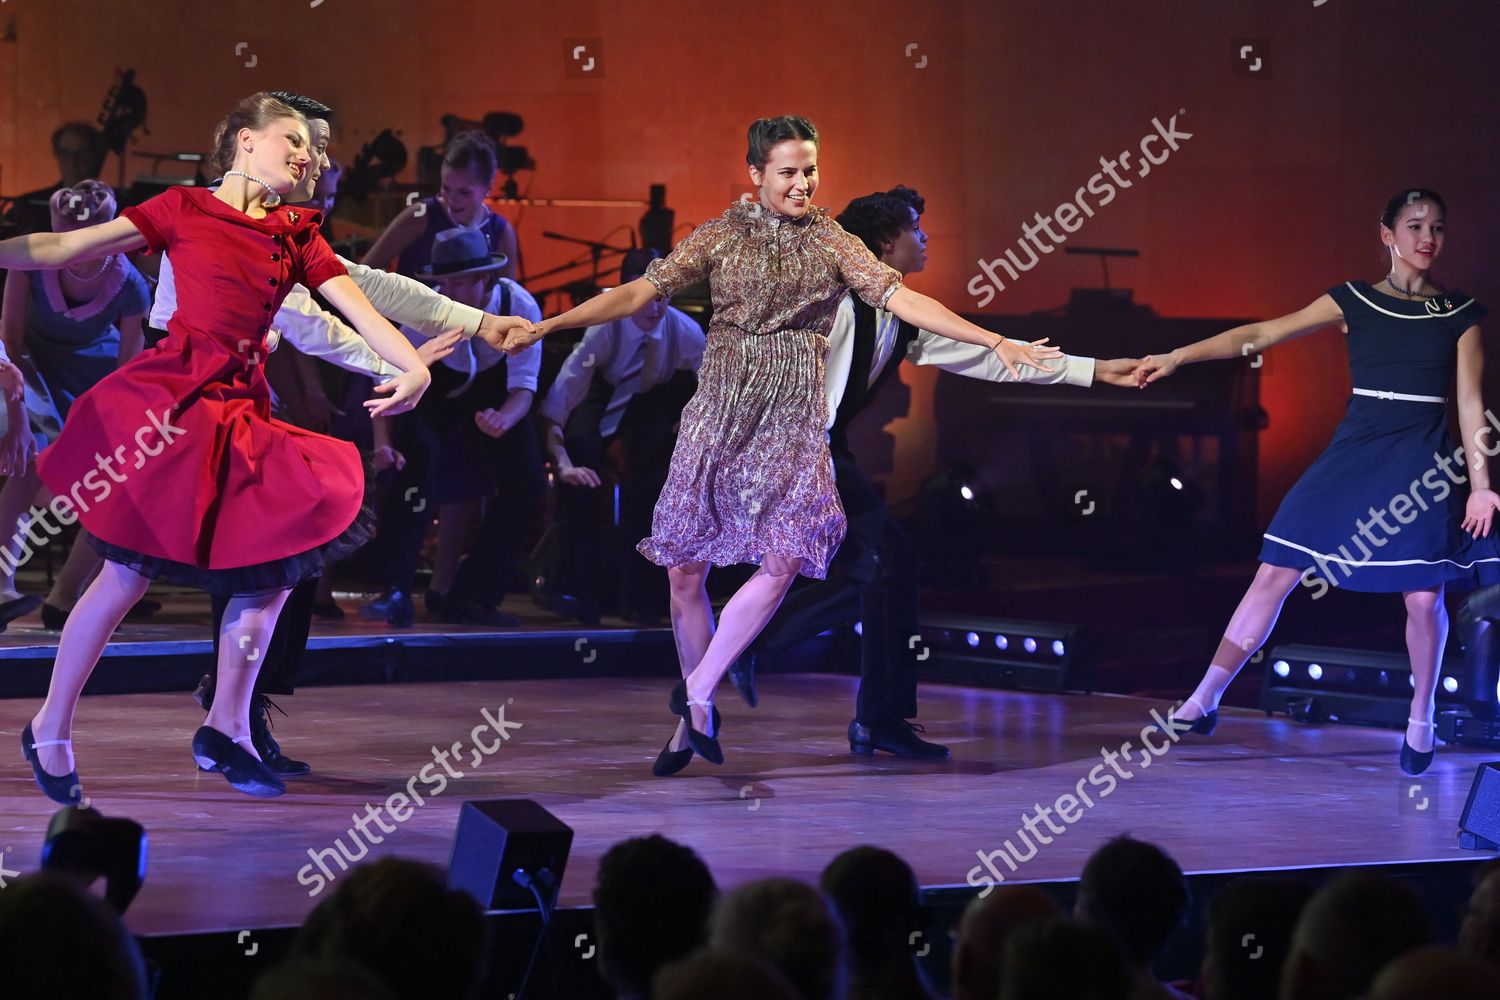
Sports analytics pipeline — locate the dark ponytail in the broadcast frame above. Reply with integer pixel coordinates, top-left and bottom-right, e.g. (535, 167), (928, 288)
(745, 116), (819, 170)
(1381, 188), (1445, 229)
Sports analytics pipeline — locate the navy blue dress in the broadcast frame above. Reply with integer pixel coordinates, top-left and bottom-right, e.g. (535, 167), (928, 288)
(1260, 281), (1496, 592)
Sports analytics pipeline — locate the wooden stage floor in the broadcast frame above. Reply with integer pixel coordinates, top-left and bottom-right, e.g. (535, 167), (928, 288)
(2, 675), (1493, 938)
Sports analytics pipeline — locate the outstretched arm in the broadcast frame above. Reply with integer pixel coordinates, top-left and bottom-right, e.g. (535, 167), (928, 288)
(1133, 294), (1342, 386)
(315, 274), (429, 416)
(0, 217), (146, 270)
(499, 278), (657, 353)
(884, 286), (1061, 378)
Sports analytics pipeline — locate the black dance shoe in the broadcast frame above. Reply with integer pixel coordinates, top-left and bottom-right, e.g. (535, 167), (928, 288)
(669, 680), (723, 765)
(122, 598), (162, 622)
(651, 741), (694, 777)
(191, 726), (286, 797)
(538, 591), (602, 626)
(40, 601), (70, 631)
(361, 589), (414, 629)
(0, 594), (41, 632)
(21, 723), (84, 805)
(1400, 717), (1436, 776)
(1162, 697), (1218, 737)
(849, 719), (951, 759)
(728, 649), (759, 709)
(252, 696), (310, 777)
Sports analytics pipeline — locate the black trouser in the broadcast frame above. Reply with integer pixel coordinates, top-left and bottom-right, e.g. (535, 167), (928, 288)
(755, 446), (922, 724)
(209, 578), (318, 698)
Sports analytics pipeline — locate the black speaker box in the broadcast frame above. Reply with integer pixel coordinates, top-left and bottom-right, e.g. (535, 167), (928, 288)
(447, 799), (573, 909)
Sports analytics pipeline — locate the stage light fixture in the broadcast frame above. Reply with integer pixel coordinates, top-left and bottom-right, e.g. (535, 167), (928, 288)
(917, 614), (1090, 694)
(1261, 643), (1466, 728)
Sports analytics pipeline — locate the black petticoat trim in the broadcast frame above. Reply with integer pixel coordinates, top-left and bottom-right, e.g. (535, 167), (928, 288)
(88, 504), (376, 597)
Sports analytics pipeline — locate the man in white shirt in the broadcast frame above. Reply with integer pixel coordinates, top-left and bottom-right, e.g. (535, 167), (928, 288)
(728, 186), (1138, 758)
(362, 227), (545, 628)
(534, 248), (705, 624)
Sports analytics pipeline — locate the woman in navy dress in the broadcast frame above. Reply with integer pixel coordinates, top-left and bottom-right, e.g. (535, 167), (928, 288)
(1134, 189), (1494, 774)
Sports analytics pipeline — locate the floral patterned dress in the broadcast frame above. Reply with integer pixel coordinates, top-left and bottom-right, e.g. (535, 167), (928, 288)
(637, 200), (903, 579)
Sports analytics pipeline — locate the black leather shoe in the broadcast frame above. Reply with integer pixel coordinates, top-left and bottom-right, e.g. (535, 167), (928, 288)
(1160, 697), (1218, 737)
(1401, 717), (1436, 776)
(192, 726), (285, 797)
(540, 592), (601, 626)
(425, 588), (448, 618)
(21, 723), (84, 804)
(193, 672), (214, 711)
(651, 740), (693, 777)
(361, 589), (414, 629)
(123, 598), (162, 621)
(849, 719), (951, 759)
(0, 594), (41, 632)
(669, 680), (723, 765)
(40, 601), (69, 631)
(728, 649), (759, 708)
(252, 696), (310, 777)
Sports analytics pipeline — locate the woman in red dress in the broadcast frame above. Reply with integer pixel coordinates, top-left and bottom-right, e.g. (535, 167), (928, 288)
(0, 93), (437, 799)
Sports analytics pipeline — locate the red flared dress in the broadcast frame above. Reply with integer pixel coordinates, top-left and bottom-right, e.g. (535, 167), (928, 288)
(34, 186), (372, 595)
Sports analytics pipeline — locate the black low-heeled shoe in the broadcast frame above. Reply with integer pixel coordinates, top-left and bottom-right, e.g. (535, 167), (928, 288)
(1400, 717), (1436, 776)
(191, 726), (286, 797)
(651, 704), (722, 777)
(1162, 697), (1218, 737)
(0, 594), (41, 632)
(668, 680), (723, 765)
(21, 723), (84, 805)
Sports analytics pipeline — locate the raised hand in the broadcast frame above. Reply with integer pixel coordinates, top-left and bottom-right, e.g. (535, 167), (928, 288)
(992, 337), (1062, 378)
(417, 329), (464, 367)
(1133, 353), (1181, 387)
(365, 367), (431, 418)
(1094, 357), (1144, 388)
(1463, 488), (1500, 538)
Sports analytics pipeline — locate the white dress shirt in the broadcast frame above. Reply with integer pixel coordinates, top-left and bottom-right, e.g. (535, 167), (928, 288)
(823, 293), (1095, 429)
(537, 306), (706, 427)
(400, 278), (543, 393)
(151, 253), (487, 377)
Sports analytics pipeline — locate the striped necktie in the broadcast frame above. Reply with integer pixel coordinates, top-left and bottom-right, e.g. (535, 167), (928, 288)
(599, 336), (648, 437)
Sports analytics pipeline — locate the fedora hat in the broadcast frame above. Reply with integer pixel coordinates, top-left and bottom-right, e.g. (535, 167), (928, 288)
(416, 226), (509, 281)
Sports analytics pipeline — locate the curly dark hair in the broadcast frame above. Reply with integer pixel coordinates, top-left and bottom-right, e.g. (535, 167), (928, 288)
(837, 185), (924, 259)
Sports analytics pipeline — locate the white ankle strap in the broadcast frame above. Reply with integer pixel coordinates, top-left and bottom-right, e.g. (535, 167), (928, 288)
(1408, 717), (1435, 728)
(686, 699), (714, 708)
(233, 736), (255, 746)
(28, 737), (71, 748)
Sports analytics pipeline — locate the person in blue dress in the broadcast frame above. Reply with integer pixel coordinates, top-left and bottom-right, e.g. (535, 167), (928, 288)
(0, 180), (150, 628)
(1133, 189), (1494, 775)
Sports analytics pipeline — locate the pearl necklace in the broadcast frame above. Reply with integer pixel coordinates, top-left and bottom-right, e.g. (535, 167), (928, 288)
(1386, 273), (1438, 298)
(64, 255), (114, 281)
(223, 169), (282, 207)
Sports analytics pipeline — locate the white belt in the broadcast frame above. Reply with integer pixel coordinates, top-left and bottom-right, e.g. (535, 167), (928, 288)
(1353, 388), (1446, 404)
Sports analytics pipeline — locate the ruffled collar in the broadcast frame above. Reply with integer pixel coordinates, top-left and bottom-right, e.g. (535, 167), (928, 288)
(40, 261), (129, 323)
(179, 185), (325, 235)
(730, 198), (824, 230)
